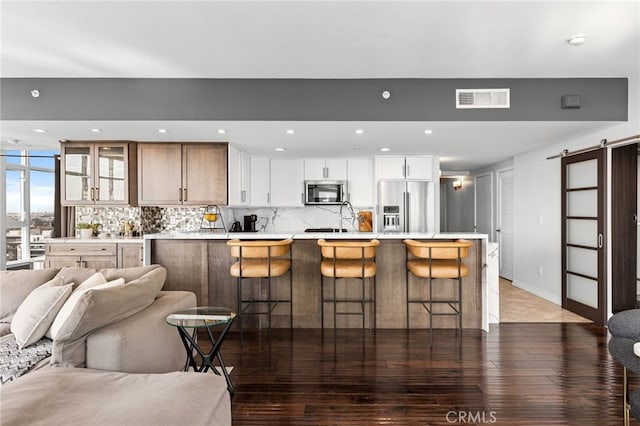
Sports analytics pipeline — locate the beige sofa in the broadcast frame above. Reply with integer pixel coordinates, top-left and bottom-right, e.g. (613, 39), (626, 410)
(1, 265), (195, 372)
(0, 265), (232, 426)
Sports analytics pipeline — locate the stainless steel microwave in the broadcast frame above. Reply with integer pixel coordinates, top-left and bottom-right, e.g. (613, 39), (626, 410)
(304, 180), (347, 205)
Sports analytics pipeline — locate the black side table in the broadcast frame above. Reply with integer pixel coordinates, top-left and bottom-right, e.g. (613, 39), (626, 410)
(166, 306), (236, 395)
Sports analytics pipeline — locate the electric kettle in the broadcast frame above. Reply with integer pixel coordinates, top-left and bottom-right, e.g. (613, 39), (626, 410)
(230, 221), (243, 232)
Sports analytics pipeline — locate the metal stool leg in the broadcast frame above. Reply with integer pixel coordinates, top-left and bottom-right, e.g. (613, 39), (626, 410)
(237, 276), (243, 346)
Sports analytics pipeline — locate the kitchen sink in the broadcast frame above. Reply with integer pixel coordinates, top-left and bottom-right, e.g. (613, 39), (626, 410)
(304, 228), (349, 233)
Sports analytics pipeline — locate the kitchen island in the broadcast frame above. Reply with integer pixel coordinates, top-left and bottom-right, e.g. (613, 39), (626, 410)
(143, 232), (498, 332)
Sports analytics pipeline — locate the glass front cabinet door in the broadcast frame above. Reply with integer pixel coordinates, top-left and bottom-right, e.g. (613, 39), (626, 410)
(61, 142), (135, 206)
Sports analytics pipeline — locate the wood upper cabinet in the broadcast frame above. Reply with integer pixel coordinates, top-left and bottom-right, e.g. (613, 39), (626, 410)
(61, 141), (137, 206)
(138, 143), (228, 206)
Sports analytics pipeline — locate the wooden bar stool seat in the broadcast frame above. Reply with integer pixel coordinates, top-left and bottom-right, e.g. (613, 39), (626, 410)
(403, 239), (472, 345)
(227, 238), (293, 344)
(317, 239), (380, 331)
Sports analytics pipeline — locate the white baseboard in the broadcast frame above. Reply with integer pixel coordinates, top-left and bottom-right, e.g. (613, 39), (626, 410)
(512, 280), (562, 306)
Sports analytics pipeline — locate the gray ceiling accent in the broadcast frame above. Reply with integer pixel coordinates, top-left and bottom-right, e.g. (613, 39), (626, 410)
(2, 78), (628, 122)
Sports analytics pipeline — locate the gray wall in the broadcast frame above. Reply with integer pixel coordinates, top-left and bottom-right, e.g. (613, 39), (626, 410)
(1, 78), (628, 121)
(440, 176), (475, 233)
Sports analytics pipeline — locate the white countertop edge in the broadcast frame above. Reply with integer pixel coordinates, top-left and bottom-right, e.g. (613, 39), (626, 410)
(142, 231), (489, 240)
(45, 237), (144, 243)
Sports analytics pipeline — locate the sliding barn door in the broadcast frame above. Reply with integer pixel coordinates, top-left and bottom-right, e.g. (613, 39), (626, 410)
(611, 143), (638, 312)
(561, 149), (606, 324)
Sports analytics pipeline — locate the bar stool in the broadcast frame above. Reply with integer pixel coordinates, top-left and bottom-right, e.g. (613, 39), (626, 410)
(403, 239), (473, 345)
(227, 238), (293, 344)
(317, 239), (380, 331)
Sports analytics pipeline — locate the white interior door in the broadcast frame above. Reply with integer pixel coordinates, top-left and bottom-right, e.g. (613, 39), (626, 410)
(474, 173), (493, 240)
(498, 169), (514, 280)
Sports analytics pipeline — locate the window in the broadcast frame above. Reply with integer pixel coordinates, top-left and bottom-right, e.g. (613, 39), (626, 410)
(2, 149), (57, 269)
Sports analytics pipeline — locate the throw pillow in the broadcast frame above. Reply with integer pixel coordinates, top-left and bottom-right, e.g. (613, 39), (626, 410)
(0, 269), (60, 332)
(10, 277), (73, 349)
(46, 272), (108, 339)
(50, 266), (166, 367)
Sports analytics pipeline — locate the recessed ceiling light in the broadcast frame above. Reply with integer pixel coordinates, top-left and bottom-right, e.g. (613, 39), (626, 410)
(33, 129), (46, 133)
(381, 90), (391, 100)
(355, 129), (364, 135)
(567, 34), (587, 46)
(217, 129), (226, 134)
(379, 147), (390, 152)
(424, 129), (433, 135)
(90, 128), (102, 133)
(286, 129), (295, 135)
(275, 147), (286, 152)
(30, 89), (40, 98)
(158, 129), (168, 133)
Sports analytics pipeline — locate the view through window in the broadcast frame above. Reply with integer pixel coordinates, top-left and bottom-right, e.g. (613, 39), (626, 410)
(3, 150), (57, 266)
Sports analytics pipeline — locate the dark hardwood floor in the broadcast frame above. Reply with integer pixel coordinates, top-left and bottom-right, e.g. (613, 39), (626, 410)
(205, 324), (637, 425)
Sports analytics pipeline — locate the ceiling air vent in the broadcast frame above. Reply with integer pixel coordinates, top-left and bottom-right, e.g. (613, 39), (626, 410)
(456, 88), (510, 109)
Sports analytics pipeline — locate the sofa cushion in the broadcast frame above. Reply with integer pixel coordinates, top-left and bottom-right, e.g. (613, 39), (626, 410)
(53, 267), (99, 289)
(10, 278), (73, 349)
(0, 269), (60, 335)
(46, 272), (108, 339)
(50, 266), (166, 367)
(48, 277), (123, 341)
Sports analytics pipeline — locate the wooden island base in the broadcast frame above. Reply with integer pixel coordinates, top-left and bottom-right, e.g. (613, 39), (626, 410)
(151, 237), (483, 330)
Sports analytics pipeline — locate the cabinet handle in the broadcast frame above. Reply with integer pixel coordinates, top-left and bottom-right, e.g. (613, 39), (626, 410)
(94, 187), (99, 201)
(402, 165), (406, 177)
(324, 167), (328, 178)
(301, 193), (304, 204)
(86, 248), (107, 251)
(267, 193), (270, 204)
(75, 260), (81, 267)
(406, 165), (410, 177)
(598, 233), (604, 249)
(178, 188), (182, 202)
(90, 188), (95, 201)
(241, 190), (246, 203)
(183, 188), (187, 202)
(81, 261), (87, 268)
(139, 247), (144, 262)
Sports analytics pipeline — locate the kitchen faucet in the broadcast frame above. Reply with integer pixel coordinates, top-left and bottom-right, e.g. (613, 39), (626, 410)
(338, 200), (357, 232)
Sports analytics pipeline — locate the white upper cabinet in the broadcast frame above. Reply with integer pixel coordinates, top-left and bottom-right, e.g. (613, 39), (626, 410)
(347, 158), (374, 207)
(249, 156), (270, 206)
(270, 159), (305, 206)
(304, 159), (347, 180)
(228, 145), (250, 206)
(375, 156), (434, 180)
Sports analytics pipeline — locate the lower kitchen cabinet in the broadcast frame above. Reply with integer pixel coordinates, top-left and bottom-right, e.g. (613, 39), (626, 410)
(45, 241), (144, 269)
(118, 243), (145, 268)
(45, 243), (118, 269)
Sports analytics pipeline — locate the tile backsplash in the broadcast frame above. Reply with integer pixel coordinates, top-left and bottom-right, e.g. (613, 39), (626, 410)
(78, 204), (366, 235)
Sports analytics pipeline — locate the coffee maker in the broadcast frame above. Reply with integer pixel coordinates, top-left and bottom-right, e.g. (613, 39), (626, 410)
(243, 214), (257, 232)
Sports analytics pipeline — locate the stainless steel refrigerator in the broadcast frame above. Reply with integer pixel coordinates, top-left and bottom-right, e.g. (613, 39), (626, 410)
(378, 180), (430, 232)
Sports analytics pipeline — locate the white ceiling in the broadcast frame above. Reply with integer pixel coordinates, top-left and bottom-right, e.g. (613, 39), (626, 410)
(1, 0), (638, 171)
